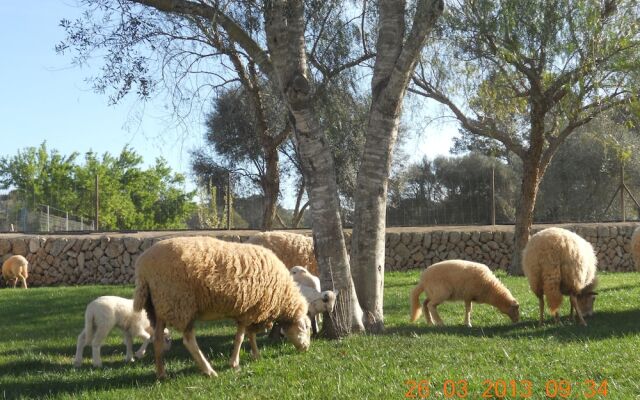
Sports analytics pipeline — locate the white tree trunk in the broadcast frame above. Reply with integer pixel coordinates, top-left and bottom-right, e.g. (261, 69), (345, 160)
(264, 0), (364, 336)
(351, 0), (443, 333)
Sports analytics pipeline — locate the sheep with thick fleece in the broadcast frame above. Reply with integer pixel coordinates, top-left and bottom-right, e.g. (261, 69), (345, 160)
(631, 226), (640, 271)
(522, 227), (598, 326)
(2, 255), (29, 289)
(247, 231), (318, 275)
(73, 296), (171, 368)
(410, 260), (519, 327)
(133, 236), (311, 379)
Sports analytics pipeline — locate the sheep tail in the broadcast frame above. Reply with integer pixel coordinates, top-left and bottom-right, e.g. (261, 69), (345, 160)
(133, 277), (156, 328)
(410, 283), (424, 322)
(543, 263), (563, 314)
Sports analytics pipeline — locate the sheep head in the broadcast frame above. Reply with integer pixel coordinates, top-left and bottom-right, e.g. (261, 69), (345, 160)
(577, 279), (598, 317)
(290, 266), (309, 275)
(506, 301), (520, 323)
(148, 327), (172, 351)
(282, 315), (311, 352)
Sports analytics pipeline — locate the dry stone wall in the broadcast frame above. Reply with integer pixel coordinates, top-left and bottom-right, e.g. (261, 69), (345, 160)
(0, 223), (637, 287)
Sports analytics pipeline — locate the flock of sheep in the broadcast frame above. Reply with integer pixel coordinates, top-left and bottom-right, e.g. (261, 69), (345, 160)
(0, 226), (638, 379)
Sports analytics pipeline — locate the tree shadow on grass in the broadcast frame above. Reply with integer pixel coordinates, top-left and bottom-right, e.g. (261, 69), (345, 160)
(0, 331), (291, 398)
(386, 308), (640, 342)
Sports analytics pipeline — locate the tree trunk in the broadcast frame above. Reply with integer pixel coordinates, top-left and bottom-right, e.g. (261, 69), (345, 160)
(510, 157), (542, 275)
(350, 0), (443, 333)
(261, 148), (280, 231)
(264, 0), (364, 336)
(351, 109), (400, 333)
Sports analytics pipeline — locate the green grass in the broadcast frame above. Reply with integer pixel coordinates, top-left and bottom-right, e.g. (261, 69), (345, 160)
(1, 272), (640, 399)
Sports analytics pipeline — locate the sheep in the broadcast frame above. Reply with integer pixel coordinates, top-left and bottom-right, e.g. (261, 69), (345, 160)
(522, 227), (598, 326)
(410, 260), (520, 327)
(290, 265), (320, 292)
(133, 236), (311, 379)
(1, 255), (29, 289)
(631, 226), (640, 271)
(247, 231), (318, 276)
(296, 282), (336, 336)
(73, 296), (171, 368)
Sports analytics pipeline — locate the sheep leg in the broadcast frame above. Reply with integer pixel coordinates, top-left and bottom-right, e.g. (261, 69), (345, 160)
(464, 301), (473, 328)
(73, 329), (88, 367)
(570, 295), (587, 326)
(18, 273), (27, 289)
(248, 332), (260, 360)
(310, 315), (318, 336)
(229, 325), (246, 370)
(182, 327), (217, 377)
(134, 331), (152, 359)
(12, 278), (17, 289)
(90, 327), (109, 368)
(422, 298), (434, 325)
(153, 319), (168, 379)
(123, 331), (135, 363)
(538, 295), (545, 326)
(427, 302), (444, 326)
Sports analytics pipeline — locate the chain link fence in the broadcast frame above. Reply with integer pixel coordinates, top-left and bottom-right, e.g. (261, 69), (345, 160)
(0, 191), (95, 233)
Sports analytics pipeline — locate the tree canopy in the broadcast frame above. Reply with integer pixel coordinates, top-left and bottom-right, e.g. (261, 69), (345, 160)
(0, 143), (195, 231)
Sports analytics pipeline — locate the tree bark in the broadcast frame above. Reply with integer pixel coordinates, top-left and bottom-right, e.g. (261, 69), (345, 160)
(261, 147), (280, 231)
(510, 159), (542, 275)
(264, 0), (364, 336)
(351, 0), (443, 333)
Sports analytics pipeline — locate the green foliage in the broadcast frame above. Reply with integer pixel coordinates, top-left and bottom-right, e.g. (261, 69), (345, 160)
(0, 143), (195, 231)
(1, 272), (640, 398)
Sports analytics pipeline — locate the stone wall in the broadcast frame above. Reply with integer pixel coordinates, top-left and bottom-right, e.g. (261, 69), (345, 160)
(0, 223), (637, 287)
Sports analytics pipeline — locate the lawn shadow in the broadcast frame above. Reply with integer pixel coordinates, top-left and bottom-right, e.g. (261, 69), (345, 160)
(0, 330), (288, 398)
(0, 359), (158, 399)
(386, 308), (640, 342)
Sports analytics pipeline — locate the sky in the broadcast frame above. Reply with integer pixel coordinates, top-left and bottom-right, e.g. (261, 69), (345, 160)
(1, 0), (458, 205)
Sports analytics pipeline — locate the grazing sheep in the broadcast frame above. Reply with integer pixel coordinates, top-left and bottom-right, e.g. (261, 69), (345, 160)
(290, 266), (321, 292)
(289, 266), (323, 335)
(296, 283), (337, 335)
(522, 227), (598, 326)
(631, 226), (640, 271)
(133, 236), (311, 379)
(410, 260), (520, 327)
(247, 231), (318, 275)
(73, 296), (171, 368)
(2, 255), (29, 289)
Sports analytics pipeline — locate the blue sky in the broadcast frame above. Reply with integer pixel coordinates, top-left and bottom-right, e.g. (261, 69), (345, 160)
(1, 1), (202, 178)
(1, 0), (457, 203)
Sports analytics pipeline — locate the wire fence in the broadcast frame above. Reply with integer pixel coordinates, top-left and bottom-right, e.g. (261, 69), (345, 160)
(2, 164), (639, 232)
(0, 192), (95, 233)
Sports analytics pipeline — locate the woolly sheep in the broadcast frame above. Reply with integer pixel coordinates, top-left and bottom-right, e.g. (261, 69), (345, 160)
(247, 231), (318, 275)
(522, 227), (598, 326)
(631, 226), (640, 271)
(133, 236), (311, 379)
(248, 233), (364, 331)
(296, 283), (337, 335)
(410, 260), (520, 327)
(2, 255), (29, 289)
(73, 296), (171, 368)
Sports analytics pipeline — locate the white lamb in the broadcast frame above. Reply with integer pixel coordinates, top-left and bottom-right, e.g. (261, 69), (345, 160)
(297, 284), (337, 335)
(73, 295), (171, 368)
(290, 265), (320, 292)
(522, 227), (598, 326)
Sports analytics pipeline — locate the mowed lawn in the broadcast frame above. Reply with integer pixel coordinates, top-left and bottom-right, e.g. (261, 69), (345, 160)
(1, 271), (640, 399)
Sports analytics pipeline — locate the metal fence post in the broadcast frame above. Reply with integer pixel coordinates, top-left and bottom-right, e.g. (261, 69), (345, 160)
(66, 211), (69, 231)
(46, 205), (50, 232)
